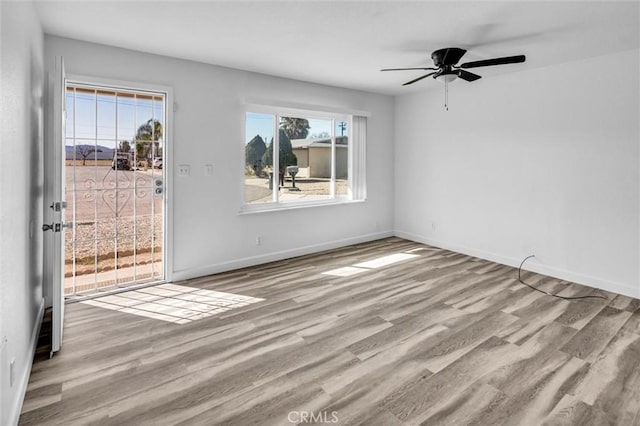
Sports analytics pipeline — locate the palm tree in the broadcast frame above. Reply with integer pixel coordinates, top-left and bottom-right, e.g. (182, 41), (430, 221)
(134, 119), (163, 165)
(118, 140), (131, 153)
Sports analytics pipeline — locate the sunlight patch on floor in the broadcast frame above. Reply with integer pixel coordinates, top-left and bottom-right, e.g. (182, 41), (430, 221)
(405, 247), (429, 253)
(80, 283), (264, 324)
(353, 253), (419, 269)
(322, 266), (369, 277)
(322, 252), (420, 277)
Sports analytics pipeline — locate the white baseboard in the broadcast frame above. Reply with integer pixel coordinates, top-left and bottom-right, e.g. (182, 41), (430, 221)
(172, 229), (637, 300)
(9, 298), (44, 426)
(172, 231), (394, 282)
(395, 230), (639, 300)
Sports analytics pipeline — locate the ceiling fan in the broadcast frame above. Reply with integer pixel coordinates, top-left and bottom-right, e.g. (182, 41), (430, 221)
(381, 47), (526, 86)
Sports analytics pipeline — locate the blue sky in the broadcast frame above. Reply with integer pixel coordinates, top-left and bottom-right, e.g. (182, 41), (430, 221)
(66, 90), (164, 148)
(245, 113), (347, 144)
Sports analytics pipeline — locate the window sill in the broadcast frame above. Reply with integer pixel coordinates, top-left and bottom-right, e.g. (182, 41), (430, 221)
(239, 198), (365, 215)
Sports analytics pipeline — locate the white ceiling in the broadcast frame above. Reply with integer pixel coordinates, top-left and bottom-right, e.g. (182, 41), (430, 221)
(35, 1), (639, 95)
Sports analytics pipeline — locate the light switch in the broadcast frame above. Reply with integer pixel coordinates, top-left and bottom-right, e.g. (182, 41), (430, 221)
(205, 164), (213, 176)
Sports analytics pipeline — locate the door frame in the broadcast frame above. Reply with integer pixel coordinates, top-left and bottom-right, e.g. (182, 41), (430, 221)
(43, 56), (66, 354)
(46, 73), (174, 305)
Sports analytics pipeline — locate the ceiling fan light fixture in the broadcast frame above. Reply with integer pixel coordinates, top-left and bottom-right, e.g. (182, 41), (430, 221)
(435, 73), (458, 83)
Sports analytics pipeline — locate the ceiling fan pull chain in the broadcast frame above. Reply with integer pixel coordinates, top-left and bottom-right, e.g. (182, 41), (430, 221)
(444, 78), (449, 111)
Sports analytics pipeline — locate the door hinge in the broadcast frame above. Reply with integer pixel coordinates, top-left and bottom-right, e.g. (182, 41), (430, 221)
(50, 201), (67, 212)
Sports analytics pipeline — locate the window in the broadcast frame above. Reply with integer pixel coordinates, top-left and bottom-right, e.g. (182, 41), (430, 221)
(243, 107), (366, 210)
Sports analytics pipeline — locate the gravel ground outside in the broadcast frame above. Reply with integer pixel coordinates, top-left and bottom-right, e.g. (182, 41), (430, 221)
(64, 165), (163, 282)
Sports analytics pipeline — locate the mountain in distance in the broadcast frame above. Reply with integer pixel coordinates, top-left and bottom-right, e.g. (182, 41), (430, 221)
(65, 144), (118, 160)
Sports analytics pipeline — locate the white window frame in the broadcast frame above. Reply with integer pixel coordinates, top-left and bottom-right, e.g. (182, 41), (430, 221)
(241, 104), (364, 213)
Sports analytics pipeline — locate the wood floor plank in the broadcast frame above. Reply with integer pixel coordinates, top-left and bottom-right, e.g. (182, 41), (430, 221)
(554, 290), (611, 330)
(622, 309), (640, 335)
(498, 298), (571, 345)
(570, 328), (640, 422)
(543, 394), (620, 426)
(417, 382), (508, 426)
(381, 336), (518, 423)
(20, 383), (62, 415)
(318, 360), (432, 425)
(418, 310), (518, 373)
(559, 306), (632, 363)
(481, 326), (582, 395)
(345, 303), (463, 360)
(322, 324), (445, 396)
(609, 294), (640, 312)
(20, 237), (640, 425)
(469, 356), (588, 426)
(111, 349), (355, 425)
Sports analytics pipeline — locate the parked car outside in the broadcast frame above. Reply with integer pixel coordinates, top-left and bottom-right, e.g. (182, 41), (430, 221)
(152, 157), (163, 169)
(112, 153), (131, 170)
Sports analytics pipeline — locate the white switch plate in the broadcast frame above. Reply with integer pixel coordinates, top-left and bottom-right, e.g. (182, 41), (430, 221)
(205, 164), (213, 176)
(178, 164), (190, 176)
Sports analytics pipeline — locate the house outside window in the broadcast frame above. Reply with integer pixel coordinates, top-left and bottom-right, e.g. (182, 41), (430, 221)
(243, 106), (366, 212)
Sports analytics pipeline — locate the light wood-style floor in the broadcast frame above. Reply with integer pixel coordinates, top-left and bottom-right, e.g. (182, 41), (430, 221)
(20, 238), (640, 425)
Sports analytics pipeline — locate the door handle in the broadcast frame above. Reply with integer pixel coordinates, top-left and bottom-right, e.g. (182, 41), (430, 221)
(42, 222), (73, 232)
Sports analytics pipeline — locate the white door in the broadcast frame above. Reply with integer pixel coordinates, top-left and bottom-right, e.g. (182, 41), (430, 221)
(44, 56), (67, 354)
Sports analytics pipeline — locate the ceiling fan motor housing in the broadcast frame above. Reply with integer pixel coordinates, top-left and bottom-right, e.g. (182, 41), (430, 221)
(431, 47), (467, 67)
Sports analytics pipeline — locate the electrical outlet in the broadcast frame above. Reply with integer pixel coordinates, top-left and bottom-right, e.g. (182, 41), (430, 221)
(10, 358), (15, 387)
(178, 164), (191, 176)
(256, 235), (262, 246)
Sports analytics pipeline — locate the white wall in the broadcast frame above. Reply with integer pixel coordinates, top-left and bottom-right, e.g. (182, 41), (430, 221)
(44, 36), (395, 282)
(0, 2), (45, 425)
(395, 49), (640, 298)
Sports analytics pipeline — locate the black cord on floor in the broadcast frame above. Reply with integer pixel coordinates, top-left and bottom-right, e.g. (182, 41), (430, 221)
(518, 255), (607, 301)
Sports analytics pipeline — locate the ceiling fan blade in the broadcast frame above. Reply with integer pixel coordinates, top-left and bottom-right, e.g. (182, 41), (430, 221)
(381, 67), (437, 72)
(402, 72), (437, 86)
(459, 55), (525, 69)
(457, 70), (482, 82)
